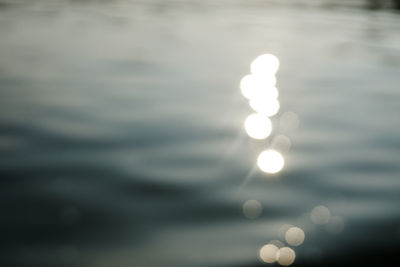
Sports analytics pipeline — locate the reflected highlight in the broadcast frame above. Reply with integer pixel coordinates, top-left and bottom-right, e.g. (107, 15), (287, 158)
(240, 74), (277, 100)
(260, 244), (279, 263)
(249, 97), (280, 117)
(285, 227), (305, 246)
(251, 54), (280, 76)
(277, 247), (296, 266)
(243, 200), (262, 219)
(257, 150), (285, 174)
(311, 205), (331, 225)
(244, 114), (272, 140)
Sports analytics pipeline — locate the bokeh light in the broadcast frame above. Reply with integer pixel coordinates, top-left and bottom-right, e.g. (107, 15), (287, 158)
(257, 150), (285, 174)
(277, 247), (296, 266)
(311, 205), (331, 225)
(285, 226), (305, 246)
(250, 54), (280, 76)
(240, 74), (277, 100)
(242, 199), (262, 219)
(244, 113), (272, 140)
(249, 97), (280, 117)
(278, 224), (294, 240)
(259, 244), (279, 263)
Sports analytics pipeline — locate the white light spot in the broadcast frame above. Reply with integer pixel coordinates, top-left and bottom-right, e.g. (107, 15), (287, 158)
(249, 98), (280, 117)
(251, 54), (280, 76)
(257, 150), (285, 174)
(244, 113), (272, 140)
(242, 200), (262, 219)
(259, 244), (279, 263)
(310, 205), (331, 225)
(240, 74), (277, 100)
(277, 247), (296, 266)
(285, 227), (305, 246)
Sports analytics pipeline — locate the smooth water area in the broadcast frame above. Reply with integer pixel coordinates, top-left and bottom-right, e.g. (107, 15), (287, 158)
(0, 1), (400, 266)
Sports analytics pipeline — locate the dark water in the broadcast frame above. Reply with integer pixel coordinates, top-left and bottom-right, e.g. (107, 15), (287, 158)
(1, 1), (400, 266)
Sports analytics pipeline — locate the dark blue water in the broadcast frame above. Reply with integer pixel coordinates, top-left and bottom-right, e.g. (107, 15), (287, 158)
(1, 1), (400, 266)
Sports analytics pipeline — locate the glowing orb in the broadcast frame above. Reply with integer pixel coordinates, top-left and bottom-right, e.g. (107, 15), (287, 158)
(277, 247), (296, 266)
(257, 150), (285, 174)
(242, 200), (262, 219)
(285, 227), (305, 246)
(251, 54), (280, 76)
(310, 205), (331, 225)
(244, 114), (272, 140)
(260, 244), (279, 263)
(240, 74), (277, 100)
(249, 97), (280, 117)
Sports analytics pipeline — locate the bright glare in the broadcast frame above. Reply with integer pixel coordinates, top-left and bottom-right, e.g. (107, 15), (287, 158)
(240, 74), (277, 100)
(285, 227), (305, 246)
(251, 54), (280, 76)
(277, 247), (296, 266)
(242, 200), (262, 219)
(244, 114), (272, 140)
(310, 205), (331, 225)
(249, 97), (280, 117)
(257, 150), (285, 174)
(259, 244), (279, 263)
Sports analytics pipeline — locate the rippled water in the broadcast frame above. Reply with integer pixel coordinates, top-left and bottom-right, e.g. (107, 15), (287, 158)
(1, 1), (400, 266)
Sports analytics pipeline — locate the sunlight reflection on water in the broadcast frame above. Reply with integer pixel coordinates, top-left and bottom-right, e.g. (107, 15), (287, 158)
(244, 113), (272, 140)
(240, 53), (285, 173)
(257, 150), (285, 174)
(240, 54), (347, 266)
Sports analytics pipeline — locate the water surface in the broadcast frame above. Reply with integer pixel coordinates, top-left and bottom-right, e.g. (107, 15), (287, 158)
(0, 1), (400, 266)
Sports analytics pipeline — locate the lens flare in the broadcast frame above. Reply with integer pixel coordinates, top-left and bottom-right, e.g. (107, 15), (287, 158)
(244, 113), (272, 140)
(251, 54), (280, 76)
(257, 150), (285, 174)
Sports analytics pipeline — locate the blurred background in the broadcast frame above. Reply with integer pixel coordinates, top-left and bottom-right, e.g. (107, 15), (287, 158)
(1, 0), (400, 266)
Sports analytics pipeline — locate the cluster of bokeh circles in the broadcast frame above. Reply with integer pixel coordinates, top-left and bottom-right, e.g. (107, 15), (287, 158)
(257, 204), (344, 266)
(240, 55), (344, 265)
(240, 54), (284, 174)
